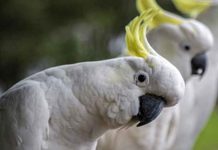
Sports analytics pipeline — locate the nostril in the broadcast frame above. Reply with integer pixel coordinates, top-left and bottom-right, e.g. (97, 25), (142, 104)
(191, 52), (207, 76)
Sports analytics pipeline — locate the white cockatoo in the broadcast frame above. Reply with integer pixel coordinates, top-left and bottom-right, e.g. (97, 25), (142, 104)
(136, 0), (214, 81)
(0, 10), (185, 150)
(97, 1), (214, 150)
(167, 1), (218, 149)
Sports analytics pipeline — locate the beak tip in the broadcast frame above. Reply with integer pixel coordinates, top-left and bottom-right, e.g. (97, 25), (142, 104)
(136, 122), (145, 127)
(191, 53), (207, 77)
(191, 68), (206, 77)
(136, 94), (165, 127)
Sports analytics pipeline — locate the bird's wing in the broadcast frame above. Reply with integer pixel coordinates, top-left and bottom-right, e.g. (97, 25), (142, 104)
(0, 80), (49, 150)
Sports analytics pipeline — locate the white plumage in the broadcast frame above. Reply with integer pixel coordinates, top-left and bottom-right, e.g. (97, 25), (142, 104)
(147, 19), (213, 81)
(97, 1), (214, 150)
(0, 56), (185, 150)
(170, 4), (218, 150)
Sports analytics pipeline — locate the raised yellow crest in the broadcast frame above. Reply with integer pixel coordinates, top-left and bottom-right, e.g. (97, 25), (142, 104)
(172, 0), (211, 18)
(136, 0), (183, 29)
(125, 9), (158, 59)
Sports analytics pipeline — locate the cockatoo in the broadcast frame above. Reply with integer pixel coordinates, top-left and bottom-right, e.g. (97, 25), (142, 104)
(167, 1), (218, 149)
(97, 0), (214, 150)
(0, 10), (185, 150)
(137, 0), (213, 81)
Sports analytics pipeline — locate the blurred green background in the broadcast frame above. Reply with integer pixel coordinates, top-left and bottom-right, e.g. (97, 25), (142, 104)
(0, 0), (217, 149)
(194, 109), (218, 150)
(0, 0), (138, 90)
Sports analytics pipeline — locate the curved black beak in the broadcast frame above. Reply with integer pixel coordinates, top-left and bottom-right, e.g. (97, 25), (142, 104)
(191, 53), (207, 77)
(135, 94), (165, 127)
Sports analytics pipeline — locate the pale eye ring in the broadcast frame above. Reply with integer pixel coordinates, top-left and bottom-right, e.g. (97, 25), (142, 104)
(135, 71), (149, 87)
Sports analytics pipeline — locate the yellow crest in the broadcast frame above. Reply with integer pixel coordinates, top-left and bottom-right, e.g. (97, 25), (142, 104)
(125, 9), (158, 59)
(172, 0), (211, 18)
(136, 0), (183, 29)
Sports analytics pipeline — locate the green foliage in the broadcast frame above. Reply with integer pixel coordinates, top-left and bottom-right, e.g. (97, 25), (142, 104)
(194, 109), (218, 150)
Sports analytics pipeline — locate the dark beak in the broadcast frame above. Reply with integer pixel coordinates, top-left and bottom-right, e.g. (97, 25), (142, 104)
(191, 53), (207, 77)
(135, 94), (165, 127)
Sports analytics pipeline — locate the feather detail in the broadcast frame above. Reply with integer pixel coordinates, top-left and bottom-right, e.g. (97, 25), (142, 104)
(172, 0), (211, 18)
(125, 9), (159, 59)
(119, 117), (138, 130)
(136, 0), (183, 28)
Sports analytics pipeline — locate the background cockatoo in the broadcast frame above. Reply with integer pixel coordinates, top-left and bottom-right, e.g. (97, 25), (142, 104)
(165, 0), (218, 149)
(0, 10), (185, 150)
(137, 0), (213, 81)
(97, 0), (214, 150)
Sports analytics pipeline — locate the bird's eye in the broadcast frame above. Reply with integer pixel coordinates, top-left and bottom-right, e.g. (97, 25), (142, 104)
(138, 74), (146, 82)
(182, 44), (191, 51)
(135, 71), (149, 87)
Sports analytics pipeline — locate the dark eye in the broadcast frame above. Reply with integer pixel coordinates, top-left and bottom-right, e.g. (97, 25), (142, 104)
(138, 74), (146, 82)
(183, 45), (191, 51)
(135, 71), (149, 87)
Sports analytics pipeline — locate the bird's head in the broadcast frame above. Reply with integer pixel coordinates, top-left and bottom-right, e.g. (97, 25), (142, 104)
(92, 10), (184, 128)
(73, 10), (184, 129)
(86, 55), (184, 128)
(136, 0), (214, 80)
(148, 19), (213, 80)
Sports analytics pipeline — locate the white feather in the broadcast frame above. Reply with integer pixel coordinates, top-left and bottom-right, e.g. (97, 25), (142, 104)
(97, 16), (214, 150)
(0, 56), (184, 150)
(170, 5), (218, 150)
